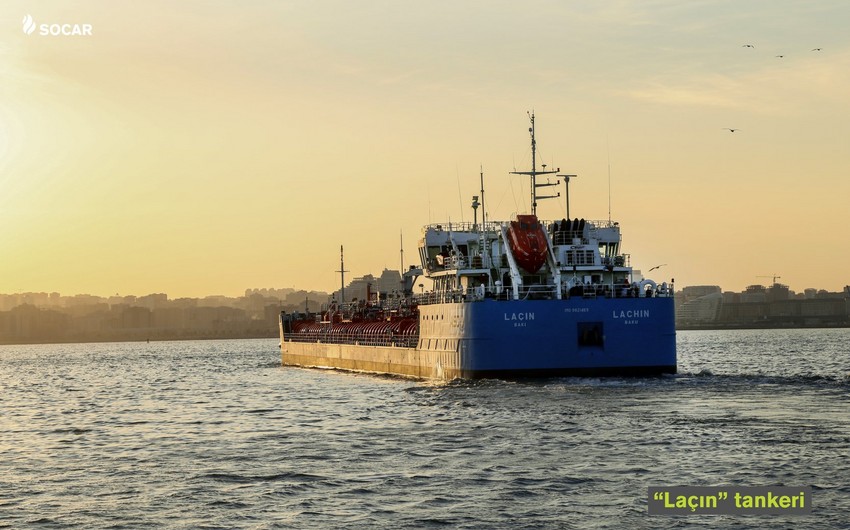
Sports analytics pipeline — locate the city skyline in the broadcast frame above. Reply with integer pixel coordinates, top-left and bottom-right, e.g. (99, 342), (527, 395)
(3, 276), (846, 308)
(2, 2), (849, 298)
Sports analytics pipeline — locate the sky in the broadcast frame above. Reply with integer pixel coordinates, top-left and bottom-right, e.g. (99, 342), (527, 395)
(2, 1), (849, 298)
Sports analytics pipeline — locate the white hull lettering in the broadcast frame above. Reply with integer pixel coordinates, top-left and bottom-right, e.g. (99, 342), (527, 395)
(504, 312), (535, 321)
(612, 310), (650, 319)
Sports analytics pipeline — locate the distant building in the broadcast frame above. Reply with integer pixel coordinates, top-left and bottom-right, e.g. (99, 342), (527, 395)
(137, 293), (168, 310)
(715, 284), (849, 328)
(377, 269), (403, 297)
(766, 283), (790, 303)
(741, 284), (767, 303)
(676, 283), (850, 329)
(0, 286), (333, 344)
(333, 270), (403, 303)
(681, 285), (722, 298)
(676, 286), (722, 325)
(678, 293), (723, 324)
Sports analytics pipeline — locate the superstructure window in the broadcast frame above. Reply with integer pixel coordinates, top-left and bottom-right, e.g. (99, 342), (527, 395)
(577, 322), (604, 347)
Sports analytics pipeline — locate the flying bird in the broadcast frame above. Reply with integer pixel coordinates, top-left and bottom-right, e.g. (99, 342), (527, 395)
(723, 128), (739, 132)
(648, 264), (667, 272)
(742, 44), (755, 48)
(812, 48), (822, 51)
(776, 55), (785, 58)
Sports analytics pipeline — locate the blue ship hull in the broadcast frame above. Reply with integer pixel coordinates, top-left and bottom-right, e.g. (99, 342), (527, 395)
(281, 296), (676, 380)
(417, 296), (676, 378)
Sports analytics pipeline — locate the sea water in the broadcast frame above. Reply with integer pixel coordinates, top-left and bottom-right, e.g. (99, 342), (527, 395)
(1, 329), (848, 529)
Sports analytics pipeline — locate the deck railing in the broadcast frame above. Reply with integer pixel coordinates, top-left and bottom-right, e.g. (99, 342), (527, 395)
(285, 330), (418, 348)
(414, 281), (674, 305)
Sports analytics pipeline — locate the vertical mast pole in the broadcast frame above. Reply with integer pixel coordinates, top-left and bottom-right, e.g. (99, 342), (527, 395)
(530, 112), (537, 216)
(479, 165), (486, 229)
(336, 245), (349, 304)
(607, 134), (612, 223)
(480, 166), (487, 264)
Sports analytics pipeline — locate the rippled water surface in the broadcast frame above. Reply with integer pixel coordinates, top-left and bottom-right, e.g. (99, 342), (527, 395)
(2, 330), (849, 529)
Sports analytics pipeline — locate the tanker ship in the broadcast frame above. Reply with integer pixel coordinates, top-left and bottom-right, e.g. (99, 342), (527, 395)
(280, 114), (676, 379)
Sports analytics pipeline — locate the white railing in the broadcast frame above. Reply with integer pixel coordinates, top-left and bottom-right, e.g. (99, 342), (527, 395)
(425, 219), (619, 231)
(414, 281), (674, 305)
(424, 221), (502, 233)
(286, 330), (418, 348)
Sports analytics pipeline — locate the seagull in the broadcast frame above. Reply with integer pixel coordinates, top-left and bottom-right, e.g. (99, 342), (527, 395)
(776, 55), (785, 58)
(812, 48), (822, 51)
(742, 44), (755, 48)
(648, 264), (667, 272)
(723, 128), (739, 132)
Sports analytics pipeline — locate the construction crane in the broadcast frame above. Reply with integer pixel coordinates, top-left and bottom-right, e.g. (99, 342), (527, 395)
(757, 274), (782, 285)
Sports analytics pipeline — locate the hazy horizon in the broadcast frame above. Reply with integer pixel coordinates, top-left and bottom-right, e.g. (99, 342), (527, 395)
(3, 2), (849, 298)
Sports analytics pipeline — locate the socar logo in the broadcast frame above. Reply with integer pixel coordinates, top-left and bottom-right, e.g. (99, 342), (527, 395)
(23, 14), (36, 35)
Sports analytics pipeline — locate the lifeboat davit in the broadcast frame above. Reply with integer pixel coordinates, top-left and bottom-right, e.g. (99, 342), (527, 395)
(507, 214), (549, 273)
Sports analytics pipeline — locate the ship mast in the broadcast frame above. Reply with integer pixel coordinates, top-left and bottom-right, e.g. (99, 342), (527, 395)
(399, 231), (404, 293)
(336, 245), (349, 304)
(479, 165), (486, 229)
(510, 112), (560, 216)
(479, 166), (488, 262)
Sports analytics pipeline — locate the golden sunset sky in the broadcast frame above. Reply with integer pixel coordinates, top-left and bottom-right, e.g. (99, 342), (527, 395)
(2, 1), (849, 298)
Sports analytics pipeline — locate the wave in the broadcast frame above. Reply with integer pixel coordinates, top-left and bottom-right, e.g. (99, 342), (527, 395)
(674, 370), (850, 388)
(410, 371), (850, 392)
(198, 471), (332, 485)
(49, 427), (93, 435)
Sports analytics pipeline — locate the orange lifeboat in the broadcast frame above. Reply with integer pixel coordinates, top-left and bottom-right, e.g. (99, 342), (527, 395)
(507, 214), (549, 273)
